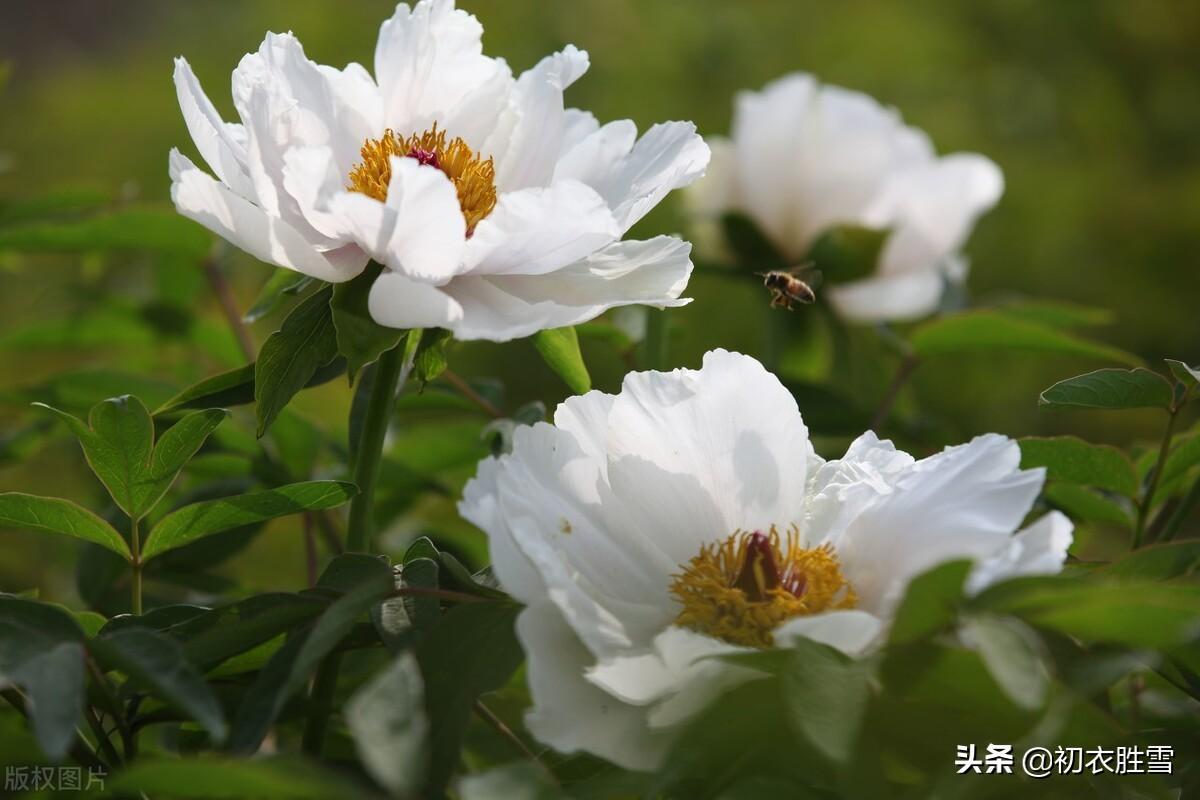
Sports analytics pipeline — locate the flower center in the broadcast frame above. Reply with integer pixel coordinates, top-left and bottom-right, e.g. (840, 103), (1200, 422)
(670, 527), (856, 648)
(347, 123), (497, 235)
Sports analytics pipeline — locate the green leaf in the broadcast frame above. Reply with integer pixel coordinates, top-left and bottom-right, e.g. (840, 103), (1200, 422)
(532, 326), (591, 394)
(254, 286), (339, 436)
(992, 299), (1114, 329)
(0, 207), (211, 258)
(90, 627), (226, 742)
(910, 311), (1141, 365)
(887, 560), (972, 645)
(245, 269), (315, 323)
(227, 554), (394, 754)
(1018, 435), (1138, 496)
(178, 593), (328, 673)
(0, 597), (87, 761)
(417, 601), (523, 794)
(331, 262), (406, 380)
(0, 492), (130, 558)
(720, 212), (788, 271)
(1101, 541), (1200, 580)
(806, 224), (888, 283)
(142, 481), (356, 561)
(1166, 359), (1200, 389)
(780, 637), (871, 766)
(347, 652), (429, 797)
(972, 576), (1200, 649)
(1159, 431), (1200, 490)
(105, 756), (369, 799)
(136, 408), (228, 515)
(1044, 483), (1133, 528)
(1039, 368), (1174, 411)
(406, 328), (453, 385)
(959, 615), (1049, 710)
(155, 360), (346, 415)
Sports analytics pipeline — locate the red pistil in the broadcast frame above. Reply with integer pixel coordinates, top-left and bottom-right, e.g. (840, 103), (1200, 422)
(406, 147), (441, 169)
(732, 531), (781, 602)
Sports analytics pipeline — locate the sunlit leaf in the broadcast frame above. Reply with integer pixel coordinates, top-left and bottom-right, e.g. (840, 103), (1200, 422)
(911, 311), (1140, 365)
(154, 360), (346, 416)
(532, 326), (591, 394)
(142, 481), (356, 561)
(254, 287), (339, 436)
(1043, 483), (1133, 528)
(1100, 541), (1200, 580)
(1018, 435), (1138, 496)
(1039, 368), (1174, 411)
(331, 262), (405, 381)
(0, 492), (130, 558)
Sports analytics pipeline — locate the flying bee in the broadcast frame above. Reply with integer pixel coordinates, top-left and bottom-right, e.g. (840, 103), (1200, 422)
(757, 265), (822, 310)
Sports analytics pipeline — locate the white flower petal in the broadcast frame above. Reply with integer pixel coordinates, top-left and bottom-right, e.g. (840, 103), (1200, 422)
(605, 349), (813, 535)
(773, 609), (884, 657)
(367, 269), (464, 329)
(586, 627), (756, 730)
(464, 180), (619, 276)
(826, 268), (945, 324)
(169, 149), (366, 282)
(458, 456), (545, 604)
(374, 0), (501, 134)
(832, 434), (1045, 617)
(488, 45), (590, 192)
(864, 153), (1004, 276)
(681, 135), (736, 219)
(173, 57), (256, 201)
(591, 121), (711, 233)
(967, 511), (1073, 595)
(445, 236), (693, 342)
(518, 602), (670, 772)
(553, 119), (637, 188)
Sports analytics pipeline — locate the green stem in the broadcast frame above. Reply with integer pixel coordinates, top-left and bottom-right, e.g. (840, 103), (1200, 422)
(84, 706), (122, 766)
(346, 343), (412, 553)
(1134, 408), (1180, 549)
(642, 307), (669, 371)
(302, 651), (343, 757)
(130, 517), (142, 616)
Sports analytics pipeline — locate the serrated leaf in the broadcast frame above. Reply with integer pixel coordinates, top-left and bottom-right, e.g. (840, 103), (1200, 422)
(91, 627), (227, 742)
(254, 287), (339, 436)
(417, 601), (523, 794)
(142, 481), (356, 561)
(1039, 368), (1174, 411)
(1018, 436), (1138, 496)
(0, 492), (130, 558)
(533, 326), (591, 394)
(347, 652), (428, 797)
(331, 262), (406, 381)
(911, 311), (1140, 365)
(227, 555), (393, 754)
(245, 269), (315, 323)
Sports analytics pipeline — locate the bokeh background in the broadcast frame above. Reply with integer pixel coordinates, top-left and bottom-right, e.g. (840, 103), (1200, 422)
(1, 0), (1198, 602)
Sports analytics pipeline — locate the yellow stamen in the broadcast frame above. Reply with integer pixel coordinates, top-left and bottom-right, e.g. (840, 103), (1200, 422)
(670, 527), (856, 649)
(347, 123), (498, 234)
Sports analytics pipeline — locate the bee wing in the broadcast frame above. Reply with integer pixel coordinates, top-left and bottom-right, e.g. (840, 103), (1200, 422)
(795, 267), (823, 290)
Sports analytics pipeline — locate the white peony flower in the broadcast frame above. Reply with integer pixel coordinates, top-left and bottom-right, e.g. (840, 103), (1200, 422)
(459, 350), (1071, 770)
(687, 73), (1003, 323)
(170, 0), (709, 341)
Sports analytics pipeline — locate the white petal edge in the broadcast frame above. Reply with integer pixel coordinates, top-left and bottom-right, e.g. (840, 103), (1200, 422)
(367, 269), (464, 329)
(774, 609), (885, 658)
(169, 149), (365, 282)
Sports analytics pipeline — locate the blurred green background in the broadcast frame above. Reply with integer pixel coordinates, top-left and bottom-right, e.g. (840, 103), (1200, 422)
(1, 0), (1198, 602)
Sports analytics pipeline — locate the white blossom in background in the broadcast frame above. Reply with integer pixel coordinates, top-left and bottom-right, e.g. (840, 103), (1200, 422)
(687, 73), (1003, 323)
(460, 350), (1071, 770)
(170, 0), (709, 341)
